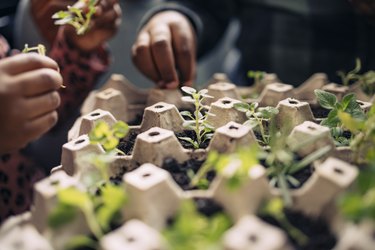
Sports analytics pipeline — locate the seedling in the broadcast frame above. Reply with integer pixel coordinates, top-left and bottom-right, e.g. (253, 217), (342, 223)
(48, 120), (129, 249)
(337, 58), (375, 96)
(52, 0), (98, 35)
(163, 200), (231, 250)
(234, 102), (279, 145)
(22, 44), (66, 88)
(314, 89), (366, 146)
(180, 86), (214, 149)
(190, 144), (259, 190)
(264, 132), (331, 207)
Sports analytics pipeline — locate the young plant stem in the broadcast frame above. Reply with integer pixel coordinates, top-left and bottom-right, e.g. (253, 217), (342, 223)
(83, 206), (104, 239)
(276, 214), (308, 246)
(195, 96), (202, 146)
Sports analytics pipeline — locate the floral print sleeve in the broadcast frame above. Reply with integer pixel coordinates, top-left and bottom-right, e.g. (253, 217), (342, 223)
(0, 30), (110, 224)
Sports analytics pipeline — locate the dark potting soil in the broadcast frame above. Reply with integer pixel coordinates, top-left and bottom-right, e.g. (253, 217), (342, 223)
(175, 130), (211, 149)
(194, 197), (224, 217)
(117, 130), (139, 155)
(161, 157), (215, 190)
(260, 210), (336, 250)
(310, 106), (330, 119)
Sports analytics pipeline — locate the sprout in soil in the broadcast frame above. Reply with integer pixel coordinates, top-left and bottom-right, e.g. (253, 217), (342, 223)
(234, 102), (279, 145)
(314, 89), (366, 146)
(180, 86), (215, 149)
(48, 120), (128, 249)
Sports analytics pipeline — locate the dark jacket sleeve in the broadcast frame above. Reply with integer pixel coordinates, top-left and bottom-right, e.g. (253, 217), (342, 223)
(140, 0), (236, 58)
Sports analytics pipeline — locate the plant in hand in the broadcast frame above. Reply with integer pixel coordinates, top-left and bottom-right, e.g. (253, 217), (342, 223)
(337, 58), (375, 96)
(314, 89), (366, 146)
(180, 86), (214, 149)
(52, 0), (98, 35)
(234, 102), (279, 145)
(48, 120), (128, 249)
(23, 43), (66, 88)
(163, 200), (231, 250)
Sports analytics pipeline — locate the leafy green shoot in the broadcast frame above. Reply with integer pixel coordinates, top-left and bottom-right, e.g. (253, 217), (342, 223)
(180, 86), (215, 149)
(260, 198), (308, 246)
(264, 132), (331, 207)
(314, 89), (366, 146)
(89, 120), (129, 153)
(52, 0), (98, 35)
(48, 120), (129, 248)
(191, 144), (260, 190)
(234, 102), (279, 145)
(337, 58), (375, 96)
(48, 184), (127, 241)
(163, 200), (232, 250)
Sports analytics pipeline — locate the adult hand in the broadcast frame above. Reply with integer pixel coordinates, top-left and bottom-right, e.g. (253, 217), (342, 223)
(64, 0), (122, 52)
(349, 0), (375, 22)
(0, 54), (62, 154)
(31, 0), (76, 45)
(132, 11), (197, 89)
(31, 0), (122, 51)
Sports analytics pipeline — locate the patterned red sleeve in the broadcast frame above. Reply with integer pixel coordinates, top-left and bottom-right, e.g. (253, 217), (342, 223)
(49, 27), (110, 124)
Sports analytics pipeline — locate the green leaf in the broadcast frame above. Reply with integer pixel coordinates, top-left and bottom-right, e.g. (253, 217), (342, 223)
(180, 110), (193, 117)
(181, 86), (197, 95)
(179, 137), (199, 149)
(112, 121), (129, 138)
(58, 187), (92, 211)
(314, 89), (337, 110)
(256, 106), (279, 119)
(233, 102), (250, 112)
(48, 204), (77, 229)
(341, 93), (356, 110)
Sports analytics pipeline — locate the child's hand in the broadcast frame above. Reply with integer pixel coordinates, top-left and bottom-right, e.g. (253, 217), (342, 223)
(0, 54), (62, 154)
(64, 0), (122, 52)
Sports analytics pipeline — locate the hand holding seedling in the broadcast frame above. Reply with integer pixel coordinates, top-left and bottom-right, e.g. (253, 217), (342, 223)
(0, 54), (62, 154)
(132, 11), (196, 89)
(59, 0), (122, 52)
